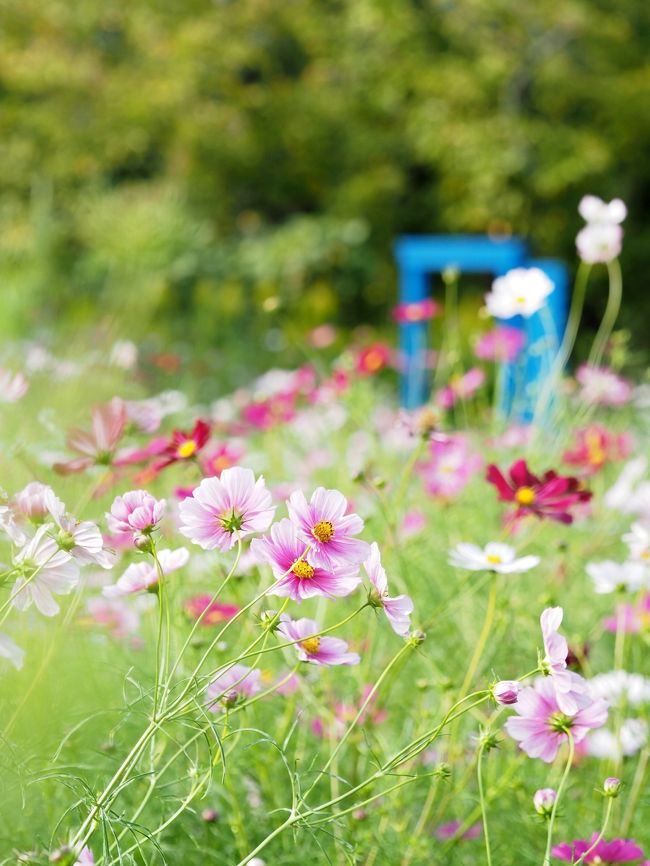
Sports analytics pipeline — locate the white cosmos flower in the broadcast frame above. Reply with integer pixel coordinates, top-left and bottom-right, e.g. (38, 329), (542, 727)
(605, 458), (650, 519)
(586, 559), (648, 594)
(576, 223), (623, 264)
(12, 524), (79, 617)
(448, 542), (540, 574)
(623, 522), (650, 566)
(578, 195), (627, 226)
(485, 268), (555, 319)
(588, 671), (650, 707)
(587, 718), (647, 760)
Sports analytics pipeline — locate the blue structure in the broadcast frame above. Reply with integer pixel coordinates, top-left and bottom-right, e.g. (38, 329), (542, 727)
(394, 235), (568, 421)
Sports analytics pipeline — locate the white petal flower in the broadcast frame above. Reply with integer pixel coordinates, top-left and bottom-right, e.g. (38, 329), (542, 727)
(448, 542), (540, 574)
(485, 268), (555, 319)
(578, 195), (627, 226)
(586, 560), (648, 594)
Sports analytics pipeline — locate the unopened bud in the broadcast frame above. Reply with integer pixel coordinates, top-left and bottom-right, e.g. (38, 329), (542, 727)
(493, 680), (520, 706)
(407, 629), (426, 647)
(603, 777), (622, 798)
(533, 788), (557, 817)
(259, 609), (280, 631)
(201, 808), (219, 823)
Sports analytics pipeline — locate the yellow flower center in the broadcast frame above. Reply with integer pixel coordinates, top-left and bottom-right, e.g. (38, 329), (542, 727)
(300, 636), (321, 655)
(516, 295), (526, 304)
(486, 554), (502, 564)
(177, 439), (198, 458)
(292, 560), (315, 580)
(515, 486), (535, 506)
(585, 431), (606, 466)
(312, 520), (335, 543)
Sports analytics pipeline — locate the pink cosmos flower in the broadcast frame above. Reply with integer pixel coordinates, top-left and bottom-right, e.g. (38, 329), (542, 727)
(434, 821), (482, 841)
(287, 487), (369, 571)
(417, 434), (483, 500)
(74, 848), (95, 866)
(242, 393), (297, 430)
(364, 542), (413, 636)
(103, 547), (189, 597)
(486, 458), (592, 524)
(125, 399), (162, 433)
(355, 343), (392, 376)
(86, 596), (141, 639)
(400, 509), (426, 538)
(435, 368), (486, 410)
(200, 441), (245, 478)
(184, 594), (240, 626)
(107, 490), (166, 544)
(474, 326), (525, 363)
(576, 365), (633, 407)
(54, 397), (128, 474)
(494, 681), (520, 705)
(278, 615), (360, 666)
(604, 594), (650, 634)
(251, 518), (362, 601)
(392, 298), (439, 323)
(563, 425), (632, 476)
(0, 368), (29, 402)
(205, 663), (262, 712)
(12, 525), (79, 616)
(540, 607), (588, 714)
(505, 677), (608, 762)
(553, 834), (644, 864)
(13, 482), (60, 522)
(179, 467), (274, 551)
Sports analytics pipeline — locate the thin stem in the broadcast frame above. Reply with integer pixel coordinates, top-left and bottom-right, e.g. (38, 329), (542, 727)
(588, 258), (622, 369)
(574, 798), (613, 866)
(477, 740), (493, 866)
(458, 577), (498, 701)
(542, 734), (575, 866)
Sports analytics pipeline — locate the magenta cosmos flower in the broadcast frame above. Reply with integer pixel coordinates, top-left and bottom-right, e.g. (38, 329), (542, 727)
(486, 458), (592, 524)
(278, 615), (360, 666)
(474, 326), (525, 363)
(364, 542), (413, 636)
(553, 834), (644, 864)
(287, 487), (369, 571)
(505, 677), (608, 762)
(107, 490), (166, 544)
(205, 663), (262, 712)
(251, 518), (362, 601)
(179, 467), (275, 551)
(541, 607), (588, 715)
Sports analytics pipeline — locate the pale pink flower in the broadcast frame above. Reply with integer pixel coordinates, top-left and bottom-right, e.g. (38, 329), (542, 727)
(576, 223), (623, 264)
(0, 368), (28, 402)
(179, 467), (274, 551)
(417, 434), (482, 499)
(103, 547), (189, 597)
(576, 365), (632, 407)
(278, 615), (360, 666)
(435, 368), (486, 409)
(287, 487), (369, 570)
(46, 491), (113, 568)
(54, 397), (128, 474)
(75, 846), (95, 866)
(505, 677), (608, 762)
(86, 596), (141, 639)
(434, 821), (482, 841)
(0, 632), (25, 669)
(540, 607), (588, 715)
(474, 326), (525, 363)
(14, 482), (62, 522)
(251, 518), (362, 601)
(533, 788), (557, 816)
(494, 680), (520, 705)
(12, 525), (79, 616)
(205, 663), (262, 712)
(400, 509), (426, 539)
(125, 399), (162, 433)
(364, 542), (413, 636)
(578, 195), (627, 225)
(107, 490), (166, 544)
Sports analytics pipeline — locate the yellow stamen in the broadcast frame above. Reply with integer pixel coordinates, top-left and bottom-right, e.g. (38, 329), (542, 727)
(486, 554), (502, 564)
(300, 636), (321, 655)
(312, 520), (335, 543)
(292, 560), (315, 580)
(515, 486), (535, 506)
(177, 439), (197, 458)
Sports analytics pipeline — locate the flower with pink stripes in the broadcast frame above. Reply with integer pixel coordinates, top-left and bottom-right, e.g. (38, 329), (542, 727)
(287, 487), (369, 570)
(364, 543), (413, 636)
(278, 615), (360, 666)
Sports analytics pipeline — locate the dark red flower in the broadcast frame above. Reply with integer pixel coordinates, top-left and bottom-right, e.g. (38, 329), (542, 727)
(152, 419), (211, 472)
(486, 458), (591, 524)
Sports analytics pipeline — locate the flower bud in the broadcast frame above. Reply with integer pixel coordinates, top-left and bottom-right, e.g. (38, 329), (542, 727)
(201, 808), (219, 823)
(407, 629), (426, 647)
(603, 777), (622, 798)
(259, 609), (280, 632)
(249, 860), (267, 866)
(534, 788), (557, 817)
(493, 680), (520, 705)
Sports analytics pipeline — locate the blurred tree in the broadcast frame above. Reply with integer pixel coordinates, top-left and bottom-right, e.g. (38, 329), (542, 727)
(1, 0), (649, 361)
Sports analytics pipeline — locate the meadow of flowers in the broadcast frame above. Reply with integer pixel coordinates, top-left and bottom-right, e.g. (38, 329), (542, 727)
(1, 196), (649, 865)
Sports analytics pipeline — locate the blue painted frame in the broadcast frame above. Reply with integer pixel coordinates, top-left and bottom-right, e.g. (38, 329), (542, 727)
(394, 235), (568, 421)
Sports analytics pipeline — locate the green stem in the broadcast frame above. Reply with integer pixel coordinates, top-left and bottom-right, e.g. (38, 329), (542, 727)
(477, 741), (493, 866)
(587, 258), (622, 369)
(542, 733), (574, 866)
(458, 577), (498, 700)
(574, 798), (613, 866)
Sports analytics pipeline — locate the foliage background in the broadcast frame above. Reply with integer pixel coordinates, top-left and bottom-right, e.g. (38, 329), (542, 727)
(1, 0), (649, 370)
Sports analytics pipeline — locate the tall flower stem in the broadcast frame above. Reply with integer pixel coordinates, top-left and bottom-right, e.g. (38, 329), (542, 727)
(588, 258), (622, 370)
(458, 576), (498, 701)
(477, 739), (493, 866)
(573, 798), (613, 866)
(542, 733), (575, 866)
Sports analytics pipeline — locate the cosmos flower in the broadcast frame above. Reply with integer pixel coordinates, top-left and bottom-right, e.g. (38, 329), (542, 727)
(363, 542), (413, 636)
(392, 298), (439, 324)
(355, 343), (392, 376)
(435, 368), (486, 410)
(553, 834), (644, 865)
(251, 518), (362, 602)
(623, 523), (650, 565)
(54, 397), (127, 474)
(11, 525), (79, 616)
(448, 542), (540, 574)
(505, 677), (608, 763)
(179, 467), (274, 551)
(540, 607), (588, 715)
(474, 326), (525, 363)
(485, 268), (554, 319)
(44, 491), (113, 568)
(587, 719), (648, 761)
(604, 595), (650, 634)
(417, 434), (483, 500)
(576, 365), (633, 408)
(200, 441), (245, 477)
(103, 547), (189, 597)
(486, 458), (591, 524)
(533, 788), (556, 816)
(107, 490), (166, 545)
(183, 594), (240, 626)
(278, 615), (360, 666)
(205, 664), (262, 712)
(152, 419), (211, 471)
(563, 425), (631, 475)
(578, 195), (627, 226)
(85, 596), (142, 639)
(493, 681), (520, 705)
(433, 821), (482, 841)
(0, 632), (25, 669)
(0, 368), (29, 403)
(587, 560), (648, 594)
(287, 487), (369, 571)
